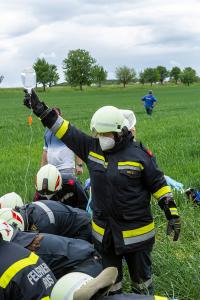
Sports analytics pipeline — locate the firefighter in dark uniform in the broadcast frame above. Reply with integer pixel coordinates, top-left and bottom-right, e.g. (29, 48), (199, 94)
(34, 164), (88, 210)
(23, 91), (181, 295)
(11, 229), (102, 279)
(0, 229), (56, 299)
(15, 200), (92, 241)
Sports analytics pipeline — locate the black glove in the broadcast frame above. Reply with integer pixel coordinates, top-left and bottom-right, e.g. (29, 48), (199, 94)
(23, 89), (50, 118)
(167, 217), (181, 241)
(158, 195), (181, 241)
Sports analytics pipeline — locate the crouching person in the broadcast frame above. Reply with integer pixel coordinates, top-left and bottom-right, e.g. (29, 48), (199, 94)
(35, 164), (88, 210)
(50, 267), (174, 300)
(0, 221), (56, 300)
(8, 223), (102, 279)
(0, 199), (92, 241)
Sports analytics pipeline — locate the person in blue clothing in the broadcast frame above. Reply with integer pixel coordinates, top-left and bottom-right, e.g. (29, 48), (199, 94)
(141, 90), (157, 116)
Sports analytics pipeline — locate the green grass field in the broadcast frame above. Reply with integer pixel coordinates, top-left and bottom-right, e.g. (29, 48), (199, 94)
(0, 84), (200, 299)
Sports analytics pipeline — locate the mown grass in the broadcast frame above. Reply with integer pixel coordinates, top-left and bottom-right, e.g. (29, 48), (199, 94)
(0, 84), (200, 299)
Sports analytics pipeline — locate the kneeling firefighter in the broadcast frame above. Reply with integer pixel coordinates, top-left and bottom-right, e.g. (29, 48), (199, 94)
(51, 267), (175, 300)
(23, 90), (181, 295)
(0, 219), (102, 280)
(0, 199), (92, 241)
(35, 163), (88, 210)
(0, 221), (56, 299)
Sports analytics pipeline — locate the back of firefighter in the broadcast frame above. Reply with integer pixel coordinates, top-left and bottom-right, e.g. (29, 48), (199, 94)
(23, 91), (181, 295)
(17, 200), (92, 241)
(0, 239), (56, 300)
(12, 230), (102, 279)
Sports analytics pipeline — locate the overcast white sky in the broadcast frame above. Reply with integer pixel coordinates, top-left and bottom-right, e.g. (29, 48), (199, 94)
(1, 0), (200, 87)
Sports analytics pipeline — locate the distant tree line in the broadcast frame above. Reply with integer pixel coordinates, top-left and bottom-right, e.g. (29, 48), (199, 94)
(31, 49), (199, 91)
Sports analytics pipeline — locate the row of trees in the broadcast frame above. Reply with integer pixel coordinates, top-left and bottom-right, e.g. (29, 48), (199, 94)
(32, 49), (199, 90)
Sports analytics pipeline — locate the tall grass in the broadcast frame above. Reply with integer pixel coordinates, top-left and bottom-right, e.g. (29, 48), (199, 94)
(0, 84), (200, 299)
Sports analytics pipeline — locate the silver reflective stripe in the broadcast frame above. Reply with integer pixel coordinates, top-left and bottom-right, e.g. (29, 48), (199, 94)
(124, 229), (155, 245)
(118, 165), (141, 171)
(34, 202), (55, 224)
(88, 155), (105, 166)
(132, 278), (152, 289)
(92, 229), (103, 242)
(159, 192), (173, 200)
(109, 281), (122, 292)
(50, 116), (64, 134)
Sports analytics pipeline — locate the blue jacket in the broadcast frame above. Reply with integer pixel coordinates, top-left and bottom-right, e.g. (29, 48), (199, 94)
(141, 94), (157, 108)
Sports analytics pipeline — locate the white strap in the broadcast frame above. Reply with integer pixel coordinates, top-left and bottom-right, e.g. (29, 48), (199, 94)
(34, 201), (55, 224)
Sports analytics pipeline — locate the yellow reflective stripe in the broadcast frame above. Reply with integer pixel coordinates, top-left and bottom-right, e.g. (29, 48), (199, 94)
(153, 186), (171, 199)
(118, 161), (144, 170)
(55, 120), (69, 139)
(122, 222), (155, 238)
(41, 297), (50, 300)
(92, 220), (105, 235)
(89, 151), (105, 161)
(0, 252), (39, 289)
(169, 207), (178, 216)
(154, 296), (168, 300)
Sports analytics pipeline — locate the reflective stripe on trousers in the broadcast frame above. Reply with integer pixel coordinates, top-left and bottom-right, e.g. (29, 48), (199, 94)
(34, 202), (55, 224)
(92, 221), (155, 245)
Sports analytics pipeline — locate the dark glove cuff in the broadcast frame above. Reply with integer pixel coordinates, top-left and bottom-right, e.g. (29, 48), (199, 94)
(41, 109), (59, 128)
(158, 196), (179, 220)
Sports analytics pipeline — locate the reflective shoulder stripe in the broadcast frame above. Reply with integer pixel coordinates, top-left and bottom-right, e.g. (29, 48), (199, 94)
(153, 186), (171, 200)
(55, 120), (69, 139)
(41, 297), (50, 300)
(34, 202), (55, 224)
(50, 116), (65, 133)
(92, 220), (105, 235)
(118, 161), (144, 170)
(122, 222), (155, 238)
(154, 296), (168, 300)
(169, 207), (178, 216)
(0, 252), (39, 289)
(89, 151), (105, 161)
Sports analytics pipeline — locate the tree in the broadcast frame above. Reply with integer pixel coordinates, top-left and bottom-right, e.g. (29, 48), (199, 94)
(156, 66), (169, 84)
(180, 67), (197, 86)
(139, 72), (145, 85)
(63, 49), (96, 90)
(92, 65), (107, 87)
(48, 64), (59, 87)
(33, 58), (50, 91)
(115, 66), (136, 88)
(0, 75), (4, 84)
(142, 68), (159, 86)
(170, 66), (181, 84)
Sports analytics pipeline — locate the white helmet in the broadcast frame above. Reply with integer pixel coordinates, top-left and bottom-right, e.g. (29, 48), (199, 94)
(51, 267), (118, 300)
(51, 272), (93, 300)
(90, 106), (129, 133)
(120, 109), (136, 130)
(0, 219), (14, 241)
(36, 164), (62, 196)
(0, 192), (23, 209)
(0, 208), (24, 231)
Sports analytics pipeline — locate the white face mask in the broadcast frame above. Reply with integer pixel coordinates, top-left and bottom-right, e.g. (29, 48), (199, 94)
(99, 136), (115, 151)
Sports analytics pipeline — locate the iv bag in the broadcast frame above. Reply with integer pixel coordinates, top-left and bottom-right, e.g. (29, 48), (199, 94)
(21, 67), (36, 93)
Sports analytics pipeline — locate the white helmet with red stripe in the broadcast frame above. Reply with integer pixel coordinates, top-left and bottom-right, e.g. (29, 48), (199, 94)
(0, 208), (24, 231)
(36, 164), (62, 197)
(0, 219), (14, 241)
